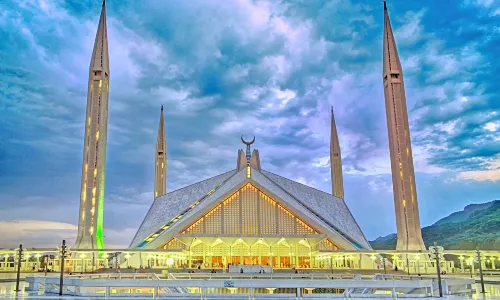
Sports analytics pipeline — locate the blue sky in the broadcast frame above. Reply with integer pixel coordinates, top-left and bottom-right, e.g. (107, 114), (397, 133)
(1, 0), (500, 248)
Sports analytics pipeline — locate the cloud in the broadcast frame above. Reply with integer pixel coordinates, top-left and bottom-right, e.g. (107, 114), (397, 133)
(0, 220), (138, 249)
(457, 159), (500, 181)
(1, 0), (500, 246)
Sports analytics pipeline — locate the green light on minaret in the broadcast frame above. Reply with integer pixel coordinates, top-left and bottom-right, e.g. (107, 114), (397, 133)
(96, 174), (105, 249)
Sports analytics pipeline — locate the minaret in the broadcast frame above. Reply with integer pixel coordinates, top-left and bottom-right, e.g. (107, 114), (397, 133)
(154, 105), (167, 198)
(330, 106), (344, 200)
(382, 1), (425, 251)
(75, 0), (109, 250)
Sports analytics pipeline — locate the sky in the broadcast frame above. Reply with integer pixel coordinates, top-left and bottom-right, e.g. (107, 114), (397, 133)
(1, 0), (500, 249)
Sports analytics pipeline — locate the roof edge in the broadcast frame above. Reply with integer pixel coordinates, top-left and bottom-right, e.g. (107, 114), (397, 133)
(128, 169), (237, 247)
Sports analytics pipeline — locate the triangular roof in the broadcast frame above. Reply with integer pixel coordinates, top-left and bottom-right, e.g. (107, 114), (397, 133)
(130, 170), (237, 246)
(129, 168), (371, 250)
(260, 170), (370, 249)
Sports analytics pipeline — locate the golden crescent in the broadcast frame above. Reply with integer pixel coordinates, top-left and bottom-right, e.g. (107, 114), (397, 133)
(241, 135), (255, 145)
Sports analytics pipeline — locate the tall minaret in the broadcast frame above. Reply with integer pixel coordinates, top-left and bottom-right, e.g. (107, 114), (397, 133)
(75, 0), (109, 250)
(382, 1), (425, 251)
(330, 107), (344, 200)
(154, 105), (167, 198)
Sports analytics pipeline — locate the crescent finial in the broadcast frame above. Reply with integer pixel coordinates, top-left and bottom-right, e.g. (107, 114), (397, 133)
(241, 135), (256, 145)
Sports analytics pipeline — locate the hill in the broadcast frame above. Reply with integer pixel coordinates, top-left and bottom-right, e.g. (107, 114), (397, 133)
(370, 200), (500, 250)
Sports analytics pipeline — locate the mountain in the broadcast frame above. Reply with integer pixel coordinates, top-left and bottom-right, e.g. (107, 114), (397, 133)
(370, 200), (500, 250)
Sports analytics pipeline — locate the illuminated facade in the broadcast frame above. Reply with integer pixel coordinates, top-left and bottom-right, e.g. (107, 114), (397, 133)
(330, 107), (344, 200)
(382, 2), (425, 251)
(127, 141), (375, 269)
(75, 0), (109, 250)
(154, 105), (167, 199)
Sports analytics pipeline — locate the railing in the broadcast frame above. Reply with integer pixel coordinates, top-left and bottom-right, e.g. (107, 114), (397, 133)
(343, 274), (362, 296)
(65, 272), (157, 280)
(25, 274), (437, 299)
(374, 274), (474, 295)
(169, 272), (359, 280)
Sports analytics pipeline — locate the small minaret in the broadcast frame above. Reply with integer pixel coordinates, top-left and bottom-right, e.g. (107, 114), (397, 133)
(75, 0), (109, 250)
(383, 1), (425, 251)
(154, 105), (167, 199)
(330, 106), (344, 200)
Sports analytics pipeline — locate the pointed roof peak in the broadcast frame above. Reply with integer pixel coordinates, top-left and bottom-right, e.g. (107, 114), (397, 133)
(89, 0), (109, 73)
(161, 104), (164, 111)
(384, 0), (387, 10)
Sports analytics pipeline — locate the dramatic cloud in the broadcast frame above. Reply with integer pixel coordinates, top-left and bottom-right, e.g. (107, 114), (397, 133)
(1, 0), (500, 247)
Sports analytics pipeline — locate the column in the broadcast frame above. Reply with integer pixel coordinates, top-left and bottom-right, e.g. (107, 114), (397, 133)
(277, 245), (280, 269)
(189, 246), (192, 268)
(492, 258), (496, 270)
(290, 244), (299, 268)
(460, 257), (464, 273)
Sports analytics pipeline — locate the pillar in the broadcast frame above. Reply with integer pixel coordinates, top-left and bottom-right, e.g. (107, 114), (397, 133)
(492, 258), (496, 270)
(460, 258), (464, 273)
(294, 244), (298, 268)
(277, 245), (280, 269)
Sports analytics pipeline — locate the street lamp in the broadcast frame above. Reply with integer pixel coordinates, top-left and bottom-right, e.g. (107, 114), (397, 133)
(14, 245), (25, 292)
(57, 240), (71, 296)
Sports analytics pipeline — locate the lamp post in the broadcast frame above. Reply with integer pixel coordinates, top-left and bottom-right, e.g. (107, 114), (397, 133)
(392, 255), (398, 271)
(459, 256), (464, 273)
(429, 242), (443, 298)
(476, 248), (485, 294)
(467, 258), (473, 278)
(57, 240), (70, 296)
(406, 255), (410, 276)
(382, 256), (387, 275)
(15, 245), (24, 292)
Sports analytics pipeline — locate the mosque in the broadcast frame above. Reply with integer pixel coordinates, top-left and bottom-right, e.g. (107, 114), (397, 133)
(73, 0), (428, 271)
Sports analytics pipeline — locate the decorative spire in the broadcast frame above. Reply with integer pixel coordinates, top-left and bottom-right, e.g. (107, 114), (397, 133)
(75, 0), (110, 250)
(89, 0), (109, 76)
(330, 106), (344, 200)
(383, 3), (425, 251)
(154, 105), (167, 198)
